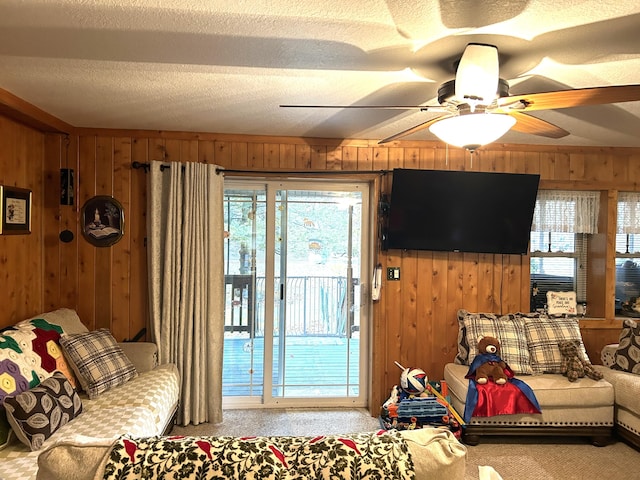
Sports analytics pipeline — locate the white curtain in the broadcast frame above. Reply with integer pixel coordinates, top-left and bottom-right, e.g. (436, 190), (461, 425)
(617, 192), (640, 234)
(147, 160), (224, 426)
(531, 190), (600, 234)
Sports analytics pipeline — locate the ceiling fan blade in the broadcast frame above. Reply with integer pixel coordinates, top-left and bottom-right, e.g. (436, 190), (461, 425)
(378, 115), (450, 144)
(496, 84), (640, 112)
(508, 112), (569, 139)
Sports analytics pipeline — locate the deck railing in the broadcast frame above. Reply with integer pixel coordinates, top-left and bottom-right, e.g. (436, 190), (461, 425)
(224, 275), (358, 337)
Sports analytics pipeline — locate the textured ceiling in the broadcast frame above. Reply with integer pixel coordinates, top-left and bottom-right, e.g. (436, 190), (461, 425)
(0, 0), (639, 147)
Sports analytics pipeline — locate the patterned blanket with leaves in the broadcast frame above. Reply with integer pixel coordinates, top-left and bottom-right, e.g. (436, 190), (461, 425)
(102, 430), (415, 480)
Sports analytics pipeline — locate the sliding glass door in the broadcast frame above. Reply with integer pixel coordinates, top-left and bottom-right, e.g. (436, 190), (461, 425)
(222, 179), (370, 407)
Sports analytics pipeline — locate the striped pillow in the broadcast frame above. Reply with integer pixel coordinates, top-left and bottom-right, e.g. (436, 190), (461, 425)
(455, 310), (502, 365)
(463, 313), (533, 375)
(524, 316), (590, 374)
(59, 329), (137, 399)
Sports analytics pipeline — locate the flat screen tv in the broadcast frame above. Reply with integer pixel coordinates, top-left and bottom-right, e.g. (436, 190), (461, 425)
(385, 169), (540, 254)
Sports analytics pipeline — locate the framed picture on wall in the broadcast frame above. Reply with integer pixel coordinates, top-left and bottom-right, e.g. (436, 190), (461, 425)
(81, 195), (124, 247)
(0, 186), (32, 235)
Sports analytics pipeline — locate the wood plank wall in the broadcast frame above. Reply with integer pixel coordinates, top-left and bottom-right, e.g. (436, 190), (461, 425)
(2, 115), (640, 414)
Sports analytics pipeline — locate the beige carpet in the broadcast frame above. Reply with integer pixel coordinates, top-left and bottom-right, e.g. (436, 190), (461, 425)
(172, 408), (640, 480)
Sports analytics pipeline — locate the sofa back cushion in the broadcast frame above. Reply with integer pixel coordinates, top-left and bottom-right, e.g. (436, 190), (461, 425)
(60, 329), (137, 399)
(524, 316), (590, 374)
(463, 313), (533, 375)
(4, 371), (82, 451)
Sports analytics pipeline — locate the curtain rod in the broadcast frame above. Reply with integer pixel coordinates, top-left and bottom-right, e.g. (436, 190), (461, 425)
(131, 161), (389, 176)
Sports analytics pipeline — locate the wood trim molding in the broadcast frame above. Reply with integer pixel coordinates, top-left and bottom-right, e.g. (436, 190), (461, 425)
(0, 88), (74, 134)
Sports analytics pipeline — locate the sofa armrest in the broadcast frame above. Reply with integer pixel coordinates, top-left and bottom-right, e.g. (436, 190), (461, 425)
(117, 342), (158, 373)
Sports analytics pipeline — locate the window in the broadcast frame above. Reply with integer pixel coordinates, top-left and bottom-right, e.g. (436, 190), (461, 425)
(529, 191), (599, 312)
(615, 192), (640, 315)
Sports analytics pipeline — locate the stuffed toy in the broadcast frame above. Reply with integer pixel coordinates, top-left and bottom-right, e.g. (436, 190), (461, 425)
(473, 336), (508, 385)
(559, 340), (604, 382)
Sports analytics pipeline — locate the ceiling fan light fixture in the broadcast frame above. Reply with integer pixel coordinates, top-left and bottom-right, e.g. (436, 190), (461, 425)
(429, 114), (516, 151)
(455, 44), (499, 111)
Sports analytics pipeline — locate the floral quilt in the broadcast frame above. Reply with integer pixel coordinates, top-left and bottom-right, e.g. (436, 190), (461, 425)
(102, 430), (415, 480)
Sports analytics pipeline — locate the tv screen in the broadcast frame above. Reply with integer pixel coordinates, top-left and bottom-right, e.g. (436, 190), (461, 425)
(385, 169), (540, 254)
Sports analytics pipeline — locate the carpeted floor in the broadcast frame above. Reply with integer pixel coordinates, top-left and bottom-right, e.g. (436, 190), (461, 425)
(172, 408), (640, 480)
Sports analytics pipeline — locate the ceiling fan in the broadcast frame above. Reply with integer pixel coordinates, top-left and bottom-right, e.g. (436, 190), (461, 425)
(281, 43), (640, 151)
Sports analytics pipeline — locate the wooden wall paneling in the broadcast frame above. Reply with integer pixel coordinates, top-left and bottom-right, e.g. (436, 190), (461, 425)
(445, 252), (464, 370)
(214, 141), (231, 167)
(42, 134), (62, 313)
(581, 327), (622, 364)
(371, 147), (388, 172)
(403, 148), (420, 170)
(356, 146), (372, 171)
(587, 190), (613, 318)
(310, 146), (327, 170)
(110, 137), (132, 341)
(94, 136), (114, 330)
(294, 144), (311, 170)
(229, 141), (247, 169)
(382, 248), (403, 400)
(149, 138), (166, 162)
(463, 253), (480, 313)
(198, 140), (216, 166)
(520, 252), (532, 310)
(340, 145), (357, 170)
(419, 147), (435, 170)
(163, 139), (182, 162)
(415, 250), (435, 376)
(538, 152), (554, 180)
(247, 142), (263, 169)
(76, 136), (97, 330)
(129, 138), (149, 340)
(430, 252), (449, 376)
(477, 253), (495, 312)
(584, 153), (613, 182)
(446, 147), (466, 171)
(327, 146), (342, 170)
(264, 143), (280, 169)
(181, 139), (198, 163)
(398, 251), (418, 371)
(59, 135), (78, 310)
(612, 153), (629, 183)
(279, 144), (295, 169)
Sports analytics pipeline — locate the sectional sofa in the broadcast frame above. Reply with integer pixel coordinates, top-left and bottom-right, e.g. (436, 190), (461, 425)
(444, 310), (615, 445)
(0, 308), (180, 480)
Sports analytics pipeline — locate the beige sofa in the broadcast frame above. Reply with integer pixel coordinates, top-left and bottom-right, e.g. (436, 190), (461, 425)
(0, 309), (180, 480)
(444, 310), (614, 446)
(594, 342), (640, 449)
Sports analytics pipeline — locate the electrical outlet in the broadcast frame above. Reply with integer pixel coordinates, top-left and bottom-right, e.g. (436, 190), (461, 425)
(387, 267), (400, 280)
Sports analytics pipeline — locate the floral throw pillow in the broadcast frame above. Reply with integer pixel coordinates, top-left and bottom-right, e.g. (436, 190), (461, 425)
(612, 319), (640, 375)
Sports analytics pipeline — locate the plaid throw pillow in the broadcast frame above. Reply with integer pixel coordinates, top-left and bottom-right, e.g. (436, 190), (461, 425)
(524, 316), (590, 374)
(455, 310), (502, 366)
(612, 319), (640, 374)
(59, 329), (137, 399)
(463, 313), (532, 375)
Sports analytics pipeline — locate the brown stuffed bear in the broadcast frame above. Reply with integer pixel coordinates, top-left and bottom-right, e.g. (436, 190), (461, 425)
(559, 340), (604, 382)
(474, 336), (508, 385)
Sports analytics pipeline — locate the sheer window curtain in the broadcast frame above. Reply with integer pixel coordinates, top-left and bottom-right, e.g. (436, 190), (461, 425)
(147, 160), (224, 426)
(617, 192), (640, 234)
(532, 190), (600, 234)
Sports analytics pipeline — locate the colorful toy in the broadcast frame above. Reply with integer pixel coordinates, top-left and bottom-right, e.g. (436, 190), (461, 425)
(559, 340), (604, 382)
(473, 336), (508, 385)
(396, 362), (428, 395)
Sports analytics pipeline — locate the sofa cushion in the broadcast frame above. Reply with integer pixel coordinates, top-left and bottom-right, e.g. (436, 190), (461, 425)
(463, 313), (533, 375)
(455, 310), (503, 365)
(60, 330), (137, 399)
(524, 316), (590, 374)
(3, 372), (82, 451)
(611, 319), (640, 374)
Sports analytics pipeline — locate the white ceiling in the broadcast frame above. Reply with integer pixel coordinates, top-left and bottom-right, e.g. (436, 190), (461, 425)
(0, 0), (639, 147)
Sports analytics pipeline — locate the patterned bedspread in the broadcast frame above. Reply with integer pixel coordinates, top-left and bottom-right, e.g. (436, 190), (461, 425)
(102, 430), (416, 480)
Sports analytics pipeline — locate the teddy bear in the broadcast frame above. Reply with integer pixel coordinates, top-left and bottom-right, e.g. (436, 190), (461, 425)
(473, 336), (508, 385)
(559, 340), (604, 382)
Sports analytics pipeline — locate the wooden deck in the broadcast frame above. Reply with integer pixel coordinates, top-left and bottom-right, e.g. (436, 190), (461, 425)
(223, 334), (361, 398)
